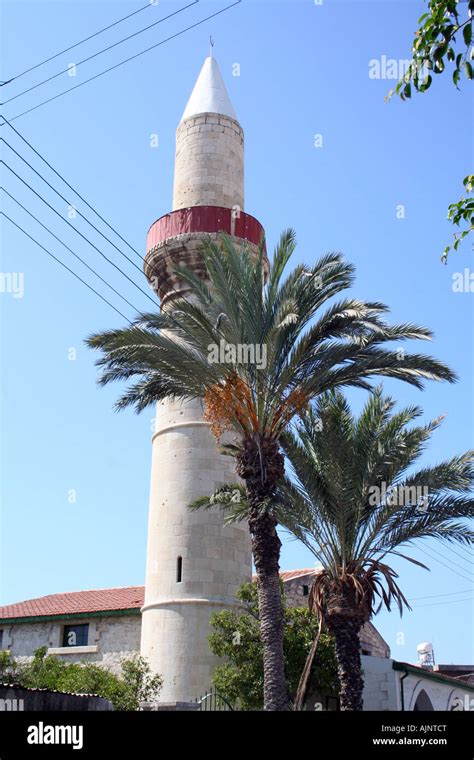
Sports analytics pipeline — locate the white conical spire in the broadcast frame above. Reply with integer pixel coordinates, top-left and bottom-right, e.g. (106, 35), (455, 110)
(180, 55), (237, 123)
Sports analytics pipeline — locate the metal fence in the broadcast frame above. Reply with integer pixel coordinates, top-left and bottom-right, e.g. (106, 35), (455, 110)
(195, 686), (235, 711)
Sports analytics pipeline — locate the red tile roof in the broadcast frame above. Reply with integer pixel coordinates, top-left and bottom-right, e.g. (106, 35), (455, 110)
(279, 569), (317, 582)
(0, 570), (317, 621)
(0, 586), (144, 620)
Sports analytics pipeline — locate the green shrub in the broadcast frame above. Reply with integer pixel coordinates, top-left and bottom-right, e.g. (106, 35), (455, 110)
(7, 647), (162, 710)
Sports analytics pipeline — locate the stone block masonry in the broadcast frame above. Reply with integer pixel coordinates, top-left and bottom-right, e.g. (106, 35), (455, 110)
(173, 114), (244, 211)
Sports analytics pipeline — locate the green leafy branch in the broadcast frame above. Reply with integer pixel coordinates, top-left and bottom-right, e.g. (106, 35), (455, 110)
(387, 0), (473, 100)
(386, 1), (473, 261)
(442, 175), (474, 262)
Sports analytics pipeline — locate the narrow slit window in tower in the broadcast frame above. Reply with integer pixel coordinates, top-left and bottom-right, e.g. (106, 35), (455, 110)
(176, 556), (183, 583)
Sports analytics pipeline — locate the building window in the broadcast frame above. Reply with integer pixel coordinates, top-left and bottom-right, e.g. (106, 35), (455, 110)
(0, 630), (3, 649)
(303, 585), (309, 596)
(176, 556), (183, 583)
(62, 624), (89, 647)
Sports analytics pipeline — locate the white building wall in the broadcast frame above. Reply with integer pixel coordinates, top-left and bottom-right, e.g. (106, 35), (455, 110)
(362, 656), (474, 711)
(362, 655), (400, 711)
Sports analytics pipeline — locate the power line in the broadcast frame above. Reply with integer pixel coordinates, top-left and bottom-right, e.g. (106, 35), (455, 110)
(442, 541), (473, 564)
(2, 165), (283, 411)
(0, 117), (241, 325)
(1, 1), (198, 106)
(430, 545), (473, 574)
(1, 159), (157, 307)
(0, 1), (242, 124)
(412, 596), (473, 609)
(1, 171), (248, 398)
(415, 537), (472, 575)
(409, 588), (474, 601)
(0, 115), (143, 260)
(0, 119), (280, 398)
(0, 135), (265, 394)
(416, 545), (473, 585)
(1, 187), (139, 315)
(0, 1), (154, 87)
(0, 120), (284, 409)
(1, 138), (145, 266)
(0, 121), (266, 384)
(1, 148), (208, 344)
(1, 211), (129, 321)
(421, 533), (473, 570)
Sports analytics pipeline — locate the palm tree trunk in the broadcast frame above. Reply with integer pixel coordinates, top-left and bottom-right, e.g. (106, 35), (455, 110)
(250, 507), (288, 710)
(237, 435), (288, 711)
(326, 613), (364, 711)
(293, 617), (322, 711)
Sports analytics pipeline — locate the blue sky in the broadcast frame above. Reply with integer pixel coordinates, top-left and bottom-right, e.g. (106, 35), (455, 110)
(0, 0), (472, 665)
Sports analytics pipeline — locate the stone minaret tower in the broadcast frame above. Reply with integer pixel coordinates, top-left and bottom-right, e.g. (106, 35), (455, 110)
(141, 55), (265, 703)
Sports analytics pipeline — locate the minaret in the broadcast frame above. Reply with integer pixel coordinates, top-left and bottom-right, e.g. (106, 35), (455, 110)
(141, 55), (266, 703)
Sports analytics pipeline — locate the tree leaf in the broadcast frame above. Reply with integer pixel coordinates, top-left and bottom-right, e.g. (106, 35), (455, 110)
(420, 74), (432, 92)
(433, 43), (446, 61)
(463, 22), (472, 46)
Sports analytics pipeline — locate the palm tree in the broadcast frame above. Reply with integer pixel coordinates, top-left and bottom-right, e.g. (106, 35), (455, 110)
(86, 231), (455, 710)
(278, 390), (474, 711)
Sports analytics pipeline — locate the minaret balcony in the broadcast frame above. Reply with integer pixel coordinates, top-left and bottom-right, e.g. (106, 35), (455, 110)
(144, 206), (267, 305)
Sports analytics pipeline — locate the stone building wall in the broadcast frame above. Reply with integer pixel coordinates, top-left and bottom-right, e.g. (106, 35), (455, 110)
(360, 622), (391, 658)
(284, 575), (312, 608)
(284, 571), (390, 658)
(2, 614), (141, 675)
